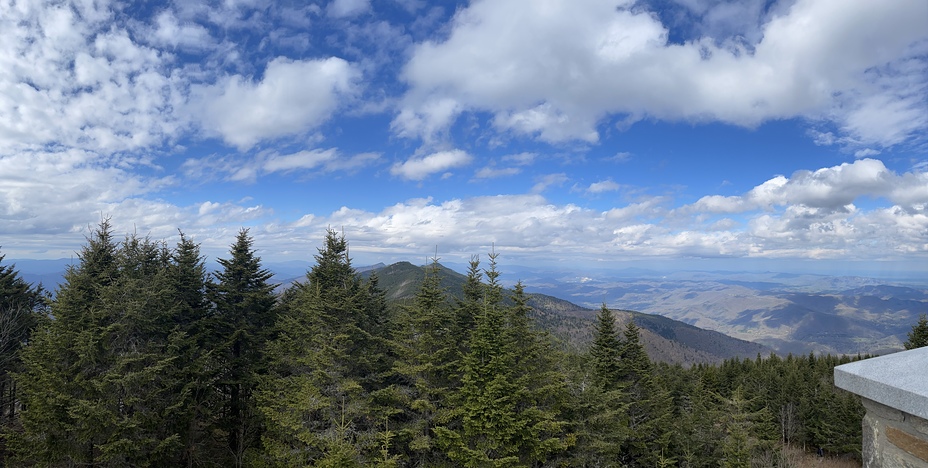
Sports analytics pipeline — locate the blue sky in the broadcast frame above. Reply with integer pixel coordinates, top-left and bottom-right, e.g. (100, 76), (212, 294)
(1, 0), (927, 276)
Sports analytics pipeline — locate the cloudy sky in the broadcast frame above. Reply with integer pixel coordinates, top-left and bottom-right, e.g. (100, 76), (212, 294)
(1, 0), (927, 276)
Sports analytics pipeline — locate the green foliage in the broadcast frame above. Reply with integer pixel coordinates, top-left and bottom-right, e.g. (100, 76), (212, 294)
(904, 313), (928, 350)
(13, 222), (219, 466)
(589, 304), (622, 391)
(0, 250), (46, 463)
(390, 256), (458, 466)
(258, 229), (394, 466)
(209, 228), (278, 466)
(8, 223), (869, 467)
(435, 253), (572, 467)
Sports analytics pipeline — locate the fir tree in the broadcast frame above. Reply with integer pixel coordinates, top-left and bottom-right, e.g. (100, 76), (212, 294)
(617, 320), (673, 467)
(436, 252), (572, 466)
(574, 304), (630, 465)
(435, 295), (523, 467)
(259, 229), (390, 465)
(904, 313), (928, 350)
(0, 251), (45, 463)
(498, 271), (573, 465)
(208, 229), (277, 466)
(165, 233), (219, 466)
(14, 220), (119, 464)
(589, 304), (622, 391)
(15, 226), (196, 465)
(391, 256), (457, 466)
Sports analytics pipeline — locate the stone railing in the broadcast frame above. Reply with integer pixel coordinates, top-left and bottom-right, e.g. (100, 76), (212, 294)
(834, 346), (928, 468)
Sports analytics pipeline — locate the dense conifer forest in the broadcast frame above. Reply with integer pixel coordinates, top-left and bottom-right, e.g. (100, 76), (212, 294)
(0, 221), (890, 467)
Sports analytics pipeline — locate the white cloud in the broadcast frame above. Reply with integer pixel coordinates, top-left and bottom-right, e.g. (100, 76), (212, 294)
(502, 152), (538, 165)
(0, 3), (185, 154)
(150, 10), (213, 50)
(854, 148), (880, 158)
(395, 0), (928, 148)
(608, 152), (632, 162)
(473, 166), (521, 179)
(182, 149), (381, 183)
(390, 149), (473, 180)
(531, 173), (569, 193)
(587, 179), (622, 194)
(244, 179), (927, 265)
(192, 57), (360, 149)
(263, 149), (339, 173)
(328, 0), (371, 18)
(691, 159), (927, 213)
(0, 146), (273, 259)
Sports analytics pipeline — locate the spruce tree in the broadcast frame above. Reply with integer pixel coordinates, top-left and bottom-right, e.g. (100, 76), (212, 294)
(435, 288), (522, 467)
(391, 256), (457, 466)
(259, 229), (389, 465)
(503, 281), (573, 465)
(589, 304), (622, 391)
(165, 233), (219, 466)
(14, 220), (119, 464)
(574, 304), (631, 465)
(453, 256), (483, 353)
(208, 229), (277, 466)
(15, 226), (196, 465)
(436, 252), (572, 466)
(904, 314), (928, 350)
(0, 251), (45, 463)
(617, 320), (673, 467)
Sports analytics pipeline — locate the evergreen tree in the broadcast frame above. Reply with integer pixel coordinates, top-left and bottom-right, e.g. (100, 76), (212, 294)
(589, 304), (622, 391)
(617, 320), (673, 467)
(721, 386), (753, 468)
(14, 225), (197, 465)
(165, 233), (220, 466)
(435, 289), (522, 467)
(0, 251), (45, 463)
(498, 270), (572, 465)
(391, 256), (458, 466)
(259, 229), (390, 465)
(453, 256), (483, 354)
(573, 304), (631, 465)
(14, 220), (119, 464)
(208, 229), (277, 466)
(436, 253), (572, 466)
(904, 313), (928, 350)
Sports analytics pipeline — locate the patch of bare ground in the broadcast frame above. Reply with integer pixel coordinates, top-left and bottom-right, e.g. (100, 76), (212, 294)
(752, 447), (860, 468)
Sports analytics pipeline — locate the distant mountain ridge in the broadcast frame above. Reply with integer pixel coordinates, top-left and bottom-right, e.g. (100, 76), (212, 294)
(522, 270), (928, 355)
(13, 257), (920, 357)
(361, 261), (771, 367)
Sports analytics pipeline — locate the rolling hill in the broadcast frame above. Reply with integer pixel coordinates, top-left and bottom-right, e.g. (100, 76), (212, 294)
(521, 270), (928, 355)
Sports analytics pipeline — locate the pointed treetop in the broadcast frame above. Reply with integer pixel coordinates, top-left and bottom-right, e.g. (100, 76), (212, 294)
(904, 314), (928, 350)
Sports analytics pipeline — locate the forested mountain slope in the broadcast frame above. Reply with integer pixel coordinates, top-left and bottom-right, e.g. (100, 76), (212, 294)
(363, 261), (771, 366)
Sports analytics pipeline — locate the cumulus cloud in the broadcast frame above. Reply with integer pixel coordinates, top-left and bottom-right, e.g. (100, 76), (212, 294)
(395, 0), (928, 148)
(0, 2), (185, 154)
(0, 148), (271, 258)
(149, 10), (213, 50)
(691, 159), (926, 213)
(587, 179), (622, 194)
(192, 57), (360, 149)
(390, 150), (473, 180)
(250, 178), (927, 265)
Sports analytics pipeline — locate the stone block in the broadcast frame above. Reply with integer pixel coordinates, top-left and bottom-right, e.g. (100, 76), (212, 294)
(835, 347), (928, 421)
(887, 426), (928, 464)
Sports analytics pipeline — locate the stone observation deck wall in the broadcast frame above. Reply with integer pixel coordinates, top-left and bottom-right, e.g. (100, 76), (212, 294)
(834, 347), (928, 468)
